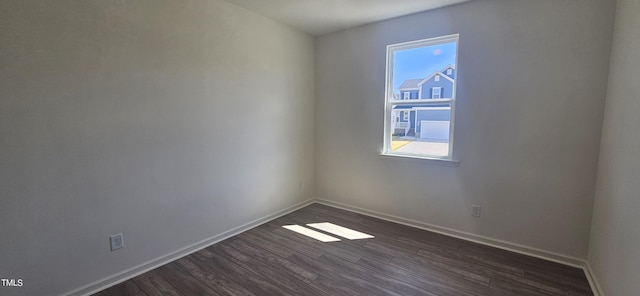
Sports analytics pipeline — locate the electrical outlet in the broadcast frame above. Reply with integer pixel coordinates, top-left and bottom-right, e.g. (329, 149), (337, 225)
(472, 205), (481, 217)
(110, 233), (124, 251)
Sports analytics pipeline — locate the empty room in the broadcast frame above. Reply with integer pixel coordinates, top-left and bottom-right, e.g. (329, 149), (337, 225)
(1, 0), (638, 295)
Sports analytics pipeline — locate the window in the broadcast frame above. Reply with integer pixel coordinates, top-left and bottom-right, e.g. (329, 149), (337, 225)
(432, 87), (442, 99)
(403, 92), (410, 100)
(435, 75), (440, 82)
(447, 68), (453, 75)
(383, 34), (459, 160)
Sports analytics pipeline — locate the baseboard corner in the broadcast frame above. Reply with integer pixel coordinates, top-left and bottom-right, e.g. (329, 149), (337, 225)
(583, 261), (605, 296)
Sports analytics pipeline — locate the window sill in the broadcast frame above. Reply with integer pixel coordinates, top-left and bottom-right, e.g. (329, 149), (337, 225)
(380, 152), (460, 167)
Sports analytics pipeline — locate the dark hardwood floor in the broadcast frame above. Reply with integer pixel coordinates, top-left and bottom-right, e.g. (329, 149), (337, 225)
(94, 204), (593, 296)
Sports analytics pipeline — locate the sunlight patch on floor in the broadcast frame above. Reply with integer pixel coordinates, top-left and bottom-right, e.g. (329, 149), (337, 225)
(307, 222), (375, 240)
(282, 225), (341, 242)
(283, 222), (375, 242)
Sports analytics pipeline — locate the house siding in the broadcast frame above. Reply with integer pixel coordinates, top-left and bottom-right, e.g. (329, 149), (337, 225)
(443, 67), (456, 79)
(398, 110), (409, 123)
(400, 90), (419, 99)
(420, 77), (454, 99)
(410, 110), (416, 129)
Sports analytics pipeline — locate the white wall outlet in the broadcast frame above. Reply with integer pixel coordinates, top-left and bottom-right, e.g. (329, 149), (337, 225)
(472, 205), (481, 217)
(110, 233), (124, 251)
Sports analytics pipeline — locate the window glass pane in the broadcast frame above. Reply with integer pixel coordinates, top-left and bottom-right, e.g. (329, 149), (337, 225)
(432, 87), (442, 99)
(390, 103), (452, 158)
(391, 41), (457, 101)
(386, 36), (457, 159)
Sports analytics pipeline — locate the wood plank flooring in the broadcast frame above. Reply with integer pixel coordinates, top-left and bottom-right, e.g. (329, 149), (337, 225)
(94, 204), (593, 296)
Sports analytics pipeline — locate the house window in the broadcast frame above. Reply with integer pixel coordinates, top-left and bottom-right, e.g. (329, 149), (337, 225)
(403, 92), (410, 100)
(384, 34), (459, 161)
(432, 87), (442, 99)
(447, 68), (453, 75)
(435, 75), (440, 82)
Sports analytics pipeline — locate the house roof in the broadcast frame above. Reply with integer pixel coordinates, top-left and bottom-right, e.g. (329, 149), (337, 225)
(398, 66), (456, 91)
(417, 71), (454, 86)
(398, 79), (423, 90)
(442, 65), (455, 71)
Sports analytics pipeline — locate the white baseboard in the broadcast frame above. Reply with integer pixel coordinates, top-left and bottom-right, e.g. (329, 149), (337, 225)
(314, 198), (587, 268)
(314, 199), (614, 296)
(315, 199), (609, 294)
(583, 262), (605, 296)
(62, 199), (314, 296)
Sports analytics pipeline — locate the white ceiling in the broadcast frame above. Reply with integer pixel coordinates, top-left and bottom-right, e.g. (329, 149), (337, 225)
(224, 0), (471, 35)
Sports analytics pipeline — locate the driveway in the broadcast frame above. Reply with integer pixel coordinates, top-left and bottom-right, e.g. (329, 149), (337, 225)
(394, 140), (449, 157)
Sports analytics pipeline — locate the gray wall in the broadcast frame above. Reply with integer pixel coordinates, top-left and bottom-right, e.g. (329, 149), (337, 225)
(315, 0), (615, 259)
(588, 0), (640, 294)
(0, 1), (314, 295)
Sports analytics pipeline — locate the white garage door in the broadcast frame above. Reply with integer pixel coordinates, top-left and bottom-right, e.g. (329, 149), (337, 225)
(420, 120), (450, 141)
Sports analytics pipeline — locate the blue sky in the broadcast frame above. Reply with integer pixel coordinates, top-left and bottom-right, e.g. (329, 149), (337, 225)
(393, 42), (457, 94)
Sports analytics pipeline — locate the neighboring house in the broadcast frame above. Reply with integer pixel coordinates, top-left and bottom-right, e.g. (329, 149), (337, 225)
(392, 65), (455, 140)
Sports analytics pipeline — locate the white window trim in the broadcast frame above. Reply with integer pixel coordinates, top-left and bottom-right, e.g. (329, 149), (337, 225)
(403, 92), (410, 100)
(447, 68), (453, 75)
(435, 75), (440, 82)
(382, 34), (459, 162)
(403, 111), (409, 121)
(432, 87), (442, 99)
